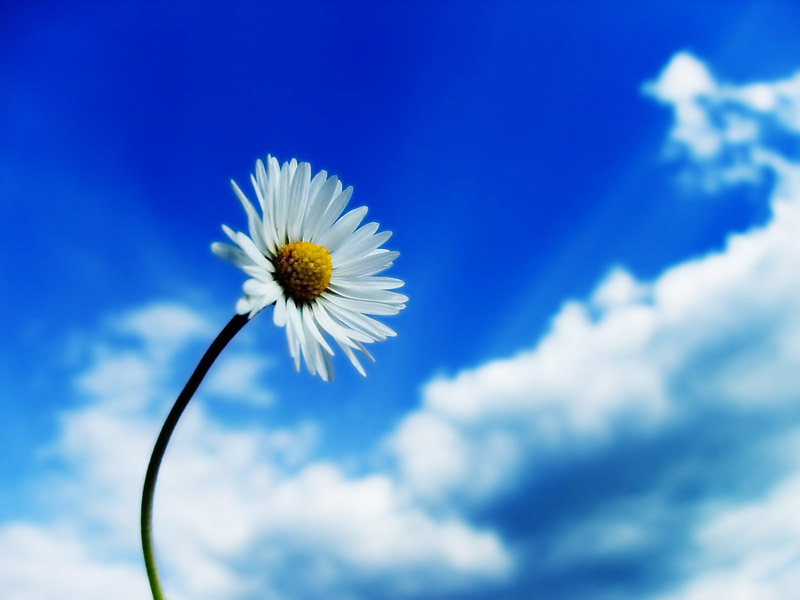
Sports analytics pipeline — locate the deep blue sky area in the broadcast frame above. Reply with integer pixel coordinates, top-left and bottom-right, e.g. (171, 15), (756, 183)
(3, 2), (800, 598)
(2, 0), (797, 468)
(0, 1), (792, 452)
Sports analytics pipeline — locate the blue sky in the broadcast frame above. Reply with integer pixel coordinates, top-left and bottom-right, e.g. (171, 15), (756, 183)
(3, 1), (800, 598)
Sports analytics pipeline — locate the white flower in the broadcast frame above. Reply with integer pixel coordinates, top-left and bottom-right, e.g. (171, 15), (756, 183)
(212, 155), (407, 381)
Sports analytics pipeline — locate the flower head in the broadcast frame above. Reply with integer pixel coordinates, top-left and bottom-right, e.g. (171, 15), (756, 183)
(212, 156), (407, 381)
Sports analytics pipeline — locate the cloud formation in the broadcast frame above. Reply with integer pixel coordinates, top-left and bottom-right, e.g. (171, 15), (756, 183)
(387, 51), (800, 597)
(643, 51), (800, 192)
(2, 303), (511, 600)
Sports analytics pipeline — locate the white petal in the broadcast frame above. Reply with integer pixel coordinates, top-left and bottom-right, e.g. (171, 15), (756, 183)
(333, 227), (392, 264)
(354, 312), (397, 339)
(284, 300), (301, 371)
(304, 176), (340, 242)
(311, 300), (371, 346)
(255, 159), (270, 207)
(320, 350), (334, 381)
(243, 278), (281, 301)
(303, 319), (327, 378)
(251, 173), (277, 253)
(334, 338), (366, 377)
(256, 160), (277, 240)
(248, 291), (279, 319)
(326, 282), (408, 304)
(288, 162), (311, 241)
(250, 172), (267, 213)
(273, 296), (287, 327)
(331, 222), (379, 257)
(320, 298), (395, 340)
(222, 223), (238, 244)
(222, 226), (273, 272)
(231, 180), (266, 252)
(243, 278), (267, 296)
(324, 292), (402, 316)
(354, 341), (376, 363)
(273, 161), (292, 245)
(286, 298), (306, 372)
(317, 206), (367, 250)
(333, 249), (399, 277)
(321, 301), (395, 340)
(235, 296), (252, 314)
(234, 232), (274, 272)
(302, 304), (334, 355)
(287, 158), (298, 181)
(301, 170), (331, 241)
(211, 242), (249, 266)
(310, 184), (351, 243)
(240, 263), (274, 282)
(308, 169), (328, 205)
(333, 276), (405, 290)
(268, 156), (283, 242)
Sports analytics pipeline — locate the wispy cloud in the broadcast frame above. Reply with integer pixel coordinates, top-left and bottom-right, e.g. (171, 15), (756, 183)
(643, 51), (800, 193)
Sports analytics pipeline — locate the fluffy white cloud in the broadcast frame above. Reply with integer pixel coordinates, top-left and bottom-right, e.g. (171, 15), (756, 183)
(0, 523), (148, 600)
(203, 352), (275, 407)
(390, 192), (800, 503)
(116, 302), (216, 360)
(386, 51), (800, 594)
(1, 300), (512, 600)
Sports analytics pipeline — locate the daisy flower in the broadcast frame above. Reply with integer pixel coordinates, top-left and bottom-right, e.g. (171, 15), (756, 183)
(212, 155), (407, 381)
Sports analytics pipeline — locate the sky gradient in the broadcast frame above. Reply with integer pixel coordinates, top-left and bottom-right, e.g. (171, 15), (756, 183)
(3, 1), (800, 599)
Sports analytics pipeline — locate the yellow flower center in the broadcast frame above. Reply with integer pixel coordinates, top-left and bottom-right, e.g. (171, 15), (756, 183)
(274, 241), (332, 303)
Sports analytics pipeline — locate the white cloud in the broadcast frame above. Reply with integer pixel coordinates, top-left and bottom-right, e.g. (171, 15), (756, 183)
(204, 352), (274, 407)
(75, 351), (158, 410)
(0, 523), (148, 600)
(155, 408), (513, 597)
(389, 286), (674, 505)
(72, 303), (216, 411)
(643, 51), (800, 194)
(643, 52), (722, 159)
(388, 51), (800, 510)
(386, 51), (800, 595)
(643, 52), (764, 191)
(115, 302), (215, 355)
(1, 301), (512, 600)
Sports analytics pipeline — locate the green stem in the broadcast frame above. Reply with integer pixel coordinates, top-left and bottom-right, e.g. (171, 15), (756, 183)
(141, 313), (249, 600)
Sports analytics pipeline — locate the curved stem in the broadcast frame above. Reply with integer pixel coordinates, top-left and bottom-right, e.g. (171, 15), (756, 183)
(141, 313), (249, 600)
